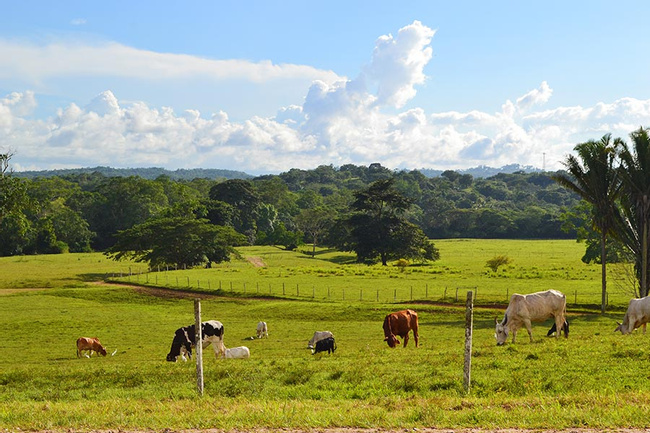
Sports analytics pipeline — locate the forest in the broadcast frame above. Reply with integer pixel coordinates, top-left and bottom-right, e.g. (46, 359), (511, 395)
(0, 158), (581, 263)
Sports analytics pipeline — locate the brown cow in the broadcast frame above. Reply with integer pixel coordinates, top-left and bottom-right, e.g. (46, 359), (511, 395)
(76, 337), (107, 357)
(383, 309), (419, 348)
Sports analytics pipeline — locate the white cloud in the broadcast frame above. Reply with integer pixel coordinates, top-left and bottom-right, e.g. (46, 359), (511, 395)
(0, 39), (342, 85)
(365, 20), (435, 108)
(3, 22), (650, 174)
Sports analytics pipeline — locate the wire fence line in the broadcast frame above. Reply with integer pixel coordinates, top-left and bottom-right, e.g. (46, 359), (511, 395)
(106, 269), (612, 308)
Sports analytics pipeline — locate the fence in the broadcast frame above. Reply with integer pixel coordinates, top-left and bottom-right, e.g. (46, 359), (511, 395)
(107, 268), (615, 308)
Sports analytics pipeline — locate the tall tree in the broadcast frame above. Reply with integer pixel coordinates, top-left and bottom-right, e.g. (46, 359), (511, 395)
(106, 217), (246, 269)
(617, 127), (650, 297)
(553, 134), (622, 312)
(348, 178), (438, 265)
(295, 207), (334, 257)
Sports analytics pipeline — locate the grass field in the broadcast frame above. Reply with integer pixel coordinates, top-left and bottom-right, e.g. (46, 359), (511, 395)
(1, 240), (649, 430)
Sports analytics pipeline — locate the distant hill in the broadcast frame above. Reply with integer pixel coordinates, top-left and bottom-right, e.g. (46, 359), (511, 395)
(14, 166), (254, 181)
(419, 164), (542, 178)
(14, 163), (541, 181)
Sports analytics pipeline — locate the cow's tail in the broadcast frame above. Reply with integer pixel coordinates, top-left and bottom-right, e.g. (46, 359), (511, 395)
(562, 298), (569, 338)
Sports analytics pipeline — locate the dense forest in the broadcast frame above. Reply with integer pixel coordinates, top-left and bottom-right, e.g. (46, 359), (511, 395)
(0, 160), (581, 262)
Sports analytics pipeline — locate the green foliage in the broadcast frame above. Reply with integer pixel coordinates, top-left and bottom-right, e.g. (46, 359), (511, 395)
(348, 179), (437, 265)
(106, 217), (246, 268)
(486, 255), (512, 272)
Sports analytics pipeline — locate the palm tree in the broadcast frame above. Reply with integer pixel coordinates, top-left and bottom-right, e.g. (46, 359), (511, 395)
(617, 127), (650, 297)
(553, 134), (622, 312)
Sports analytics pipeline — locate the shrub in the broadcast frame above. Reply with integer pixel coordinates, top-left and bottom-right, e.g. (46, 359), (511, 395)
(486, 255), (512, 272)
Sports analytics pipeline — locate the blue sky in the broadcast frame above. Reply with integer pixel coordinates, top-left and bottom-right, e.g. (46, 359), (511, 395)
(1, 1), (650, 174)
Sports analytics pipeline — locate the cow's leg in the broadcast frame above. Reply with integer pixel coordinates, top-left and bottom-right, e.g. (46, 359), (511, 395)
(524, 320), (534, 342)
(511, 328), (517, 343)
(643, 323), (647, 334)
(403, 333), (409, 348)
(413, 329), (419, 348)
(554, 316), (564, 339)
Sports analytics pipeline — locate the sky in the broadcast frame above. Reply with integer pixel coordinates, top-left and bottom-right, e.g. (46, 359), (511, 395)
(2, 1), (650, 175)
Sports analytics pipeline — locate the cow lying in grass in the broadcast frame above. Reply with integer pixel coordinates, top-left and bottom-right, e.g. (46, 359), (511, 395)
(224, 346), (250, 359)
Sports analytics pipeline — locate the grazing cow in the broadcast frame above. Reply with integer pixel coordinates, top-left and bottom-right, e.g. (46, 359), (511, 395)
(76, 337), (107, 358)
(312, 336), (336, 355)
(256, 321), (268, 338)
(495, 289), (568, 346)
(224, 346), (250, 359)
(307, 331), (334, 349)
(614, 296), (650, 335)
(383, 309), (419, 348)
(166, 320), (225, 362)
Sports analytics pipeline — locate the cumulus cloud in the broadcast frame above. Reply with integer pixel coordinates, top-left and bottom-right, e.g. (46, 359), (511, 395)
(3, 22), (650, 174)
(365, 20), (435, 108)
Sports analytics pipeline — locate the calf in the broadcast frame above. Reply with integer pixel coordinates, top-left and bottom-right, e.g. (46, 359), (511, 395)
(166, 320), (225, 362)
(312, 336), (336, 355)
(307, 331), (333, 349)
(224, 346), (250, 359)
(256, 321), (268, 338)
(76, 337), (107, 358)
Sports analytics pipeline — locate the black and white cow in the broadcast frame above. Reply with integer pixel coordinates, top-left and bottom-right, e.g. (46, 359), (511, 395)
(166, 320), (225, 362)
(312, 336), (336, 355)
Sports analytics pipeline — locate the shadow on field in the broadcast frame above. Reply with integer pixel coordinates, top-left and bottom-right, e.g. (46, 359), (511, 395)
(79, 273), (112, 282)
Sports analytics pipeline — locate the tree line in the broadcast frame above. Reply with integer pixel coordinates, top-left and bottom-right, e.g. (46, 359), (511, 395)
(0, 155), (582, 267)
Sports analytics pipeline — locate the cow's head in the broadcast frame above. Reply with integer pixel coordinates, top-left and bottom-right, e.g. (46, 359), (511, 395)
(166, 327), (193, 362)
(97, 345), (107, 356)
(384, 334), (400, 348)
(495, 316), (509, 346)
(614, 321), (629, 335)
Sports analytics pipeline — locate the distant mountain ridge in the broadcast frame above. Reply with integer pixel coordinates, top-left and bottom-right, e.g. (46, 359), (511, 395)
(14, 166), (254, 181)
(419, 164), (542, 178)
(14, 163), (542, 180)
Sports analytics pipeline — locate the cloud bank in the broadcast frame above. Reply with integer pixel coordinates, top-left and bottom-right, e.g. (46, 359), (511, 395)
(2, 21), (650, 174)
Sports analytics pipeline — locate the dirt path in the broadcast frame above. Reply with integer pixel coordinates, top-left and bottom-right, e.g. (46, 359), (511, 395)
(246, 256), (266, 267)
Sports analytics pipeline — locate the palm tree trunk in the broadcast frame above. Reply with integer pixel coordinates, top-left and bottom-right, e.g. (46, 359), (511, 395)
(601, 232), (607, 313)
(643, 220), (648, 297)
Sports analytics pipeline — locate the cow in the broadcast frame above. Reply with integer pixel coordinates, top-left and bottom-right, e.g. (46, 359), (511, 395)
(307, 331), (334, 349)
(383, 309), (419, 348)
(76, 337), (107, 358)
(495, 289), (568, 346)
(256, 321), (268, 338)
(166, 320), (225, 362)
(614, 296), (650, 335)
(312, 336), (336, 355)
(224, 346), (250, 359)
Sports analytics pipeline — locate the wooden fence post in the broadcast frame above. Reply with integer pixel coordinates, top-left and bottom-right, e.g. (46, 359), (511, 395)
(194, 299), (204, 396)
(463, 290), (474, 394)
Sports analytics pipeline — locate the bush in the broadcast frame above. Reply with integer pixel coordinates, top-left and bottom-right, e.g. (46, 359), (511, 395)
(486, 255), (512, 272)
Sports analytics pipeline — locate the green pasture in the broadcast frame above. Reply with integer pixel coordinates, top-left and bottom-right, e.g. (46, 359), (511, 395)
(112, 239), (631, 309)
(1, 240), (650, 430)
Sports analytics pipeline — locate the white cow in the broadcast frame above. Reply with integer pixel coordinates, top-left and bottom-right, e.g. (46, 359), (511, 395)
(615, 296), (650, 335)
(495, 289), (568, 345)
(224, 346), (250, 359)
(256, 321), (268, 338)
(308, 331), (334, 349)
